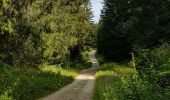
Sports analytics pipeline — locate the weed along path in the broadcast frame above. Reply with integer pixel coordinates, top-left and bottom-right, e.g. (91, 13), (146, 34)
(42, 50), (100, 100)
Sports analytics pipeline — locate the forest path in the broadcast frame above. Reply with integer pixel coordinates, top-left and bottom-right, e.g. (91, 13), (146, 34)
(42, 50), (100, 100)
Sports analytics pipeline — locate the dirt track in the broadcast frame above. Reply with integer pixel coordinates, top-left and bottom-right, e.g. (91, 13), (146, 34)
(42, 50), (99, 100)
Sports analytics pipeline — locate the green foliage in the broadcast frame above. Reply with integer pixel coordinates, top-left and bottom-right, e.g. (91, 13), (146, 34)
(0, 50), (92, 99)
(135, 43), (170, 70)
(94, 59), (170, 100)
(96, 0), (170, 99)
(69, 50), (92, 70)
(0, 0), (94, 99)
(158, 71), (170, 89)
(0, 0), (95, 66)
(97, 0), (170, 61)
(0, 65), (78, 100)
(133, 43), (170, 84)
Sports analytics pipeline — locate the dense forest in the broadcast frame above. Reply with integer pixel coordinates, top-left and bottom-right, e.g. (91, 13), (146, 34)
(97, 0), (170, 61)
(95, 0), (170, 100)
(0, 0), (170, 100)
(0, 0), (95, 99)
(0, 0), (95, 66)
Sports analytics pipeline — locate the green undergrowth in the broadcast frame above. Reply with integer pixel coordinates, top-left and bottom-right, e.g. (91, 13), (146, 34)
(93, 56), (170, 100)
(75, 51), (92, 70)
(0, 64), (78, 100)
(0, 51), (92, 100)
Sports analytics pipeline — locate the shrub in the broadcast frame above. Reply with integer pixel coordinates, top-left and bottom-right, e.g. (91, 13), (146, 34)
(94, 55), (170, 100)
(135, 43), (170, 72)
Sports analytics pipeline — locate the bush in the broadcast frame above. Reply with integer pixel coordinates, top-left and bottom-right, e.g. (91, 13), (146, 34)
(94, 56), (170, 100)
(134, 43), (170, 88)
(135, 43), (170, 72)
(158, 71), (170, 88)
(0, 61), (13, 96)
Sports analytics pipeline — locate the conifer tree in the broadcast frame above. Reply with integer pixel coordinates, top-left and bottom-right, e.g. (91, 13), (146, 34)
(97, 0), (170, 61)
(0, 0), (95, 66)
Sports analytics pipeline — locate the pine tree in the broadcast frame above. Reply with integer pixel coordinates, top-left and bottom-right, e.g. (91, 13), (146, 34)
(0, 0), (95, 66)
(97, 0), (170, 61)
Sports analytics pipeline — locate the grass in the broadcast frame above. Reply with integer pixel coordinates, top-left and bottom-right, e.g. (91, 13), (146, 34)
(0, 51), (92, 100)
(0, 65), (78, 100)
(93, 63), (140, 100)
(93, 55), (170, 100)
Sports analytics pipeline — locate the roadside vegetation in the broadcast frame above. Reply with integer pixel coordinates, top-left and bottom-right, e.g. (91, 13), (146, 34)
(1, 0), (170, 100)
(94, 54), (170, 100)
(0, 64), (77, 100)
(0, 0), (94, 99)
(95, 0), (170, 100)
(0, 50), (92, 100)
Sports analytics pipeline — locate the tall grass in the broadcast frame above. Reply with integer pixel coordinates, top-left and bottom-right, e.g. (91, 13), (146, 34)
(93, 55), (170, 100)
(0, 50), (92, 100)
(0, 64), (78, 100)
